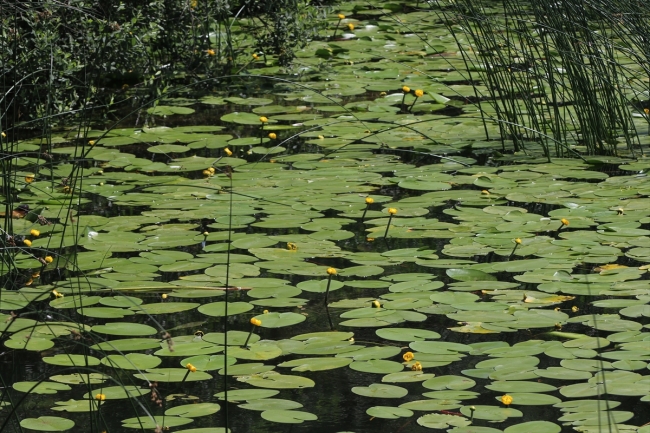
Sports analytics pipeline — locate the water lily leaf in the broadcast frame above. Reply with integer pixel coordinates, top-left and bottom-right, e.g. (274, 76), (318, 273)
(349, 360), (404, 374)
(133, 302), (200, 315)
(366, 406), (414, 419)
(229, 341), (283, 360)
(50, 373), (108, 385)
(485, 381), (557, 393)
(504, 421), (561, 433)
(252, 312), (306, 328)
(459, 405), (523, 421)
(51, 399), (102, 412)
(13, 381), (71, 394)
(351, 383), (408, 398)
(260, 410), (318, 424)
(83, 386), (150, 400)
(237, 371), (315, 389)
(214, 389), (279, 401)
(376, 327), (441, 342)
(101, 353), (162, 370)
(446, 269), (497, 282)
(417, 413), (471, 429)
(20, 416), (75, 431)
(91, 322), (158, 336)
(239, 399), (302, 411)
(278, 357), (352, 371)
(400, 399), (462, 411)
(90, 338), (161, 352)
(99, 295), (143, 308)
(422, 375), (476, 391)
(494, 392), (561, 405)
(121, 415), (193, 429)
(165, 403), (220, 417)
(133, 368), (212, 382)
(43, 354), (100, 367)
(181, 354), (237, 371)
(198, 301), (253, 317)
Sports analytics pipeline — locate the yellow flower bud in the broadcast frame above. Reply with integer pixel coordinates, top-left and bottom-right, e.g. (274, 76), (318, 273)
(30, 229), (40, 237)
(337, 13), (345, 19)
(268, 133), (277, 139)
(23, 239), (32, 247)
(414, 89), (424, 97)
(372, 300), (381, 308)
(259, 116), (268, 123)
(515, 238), (522, 244)
(186, 363), (197, 372)
(25, 176), (35, 183)
(89, 140), (96, 146)
(250, 318), (262, 326)
(365, 197), (374, 205)
(347, 23), (354, 31)
(501, 394), (513, 405)
(388, 208), (397, 215)
(162, 293), (168, 299)
(561, 218), (570, 226)
(224, 147), (233, 156)
(95, 394), (106, 401)
(402, 86), (410, 93)
(44, 256), (53, 263)
(327, 267), (337, 275)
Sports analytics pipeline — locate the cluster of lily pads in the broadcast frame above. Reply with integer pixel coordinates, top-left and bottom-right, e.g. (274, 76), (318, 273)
(1, 4), (650, 433)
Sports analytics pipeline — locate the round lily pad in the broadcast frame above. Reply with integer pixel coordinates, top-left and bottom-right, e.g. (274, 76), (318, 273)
(351, 383), (408, 398)
(260, 410), (317, 424)
(20, 416), (75, 431)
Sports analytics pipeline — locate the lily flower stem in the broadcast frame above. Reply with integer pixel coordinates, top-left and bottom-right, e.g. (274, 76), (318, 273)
(383, 215), (394, 239)
(332, 20), (341, 39)
(360, 204), (370, 223)
(408, 96), (419, 112)
(400, 94), (407, 112)
(324, 274), (333, 305)
(181, 370), (190, 384)
(242, 325), (256, 347)
(509, 244), (518, 259)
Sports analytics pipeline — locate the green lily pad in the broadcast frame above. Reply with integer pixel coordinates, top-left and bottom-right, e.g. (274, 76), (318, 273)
(20, 416), (75, 431)
(133, 368), (213, 382)
(278, 357), (352, 372)
(165, 403), (221, 417)
(260, 410), (318, 424)
(13, 381), (71, 395)
(122, 416), (193, 429)
(351, 383), (408, 398)
(366, 406), (413, 419)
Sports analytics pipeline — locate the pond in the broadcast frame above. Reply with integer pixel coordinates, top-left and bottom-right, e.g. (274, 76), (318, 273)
(1, 1), (650, 433)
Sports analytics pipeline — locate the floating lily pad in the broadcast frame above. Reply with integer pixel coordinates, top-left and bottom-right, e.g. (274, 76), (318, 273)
(20, 416), (75, 431)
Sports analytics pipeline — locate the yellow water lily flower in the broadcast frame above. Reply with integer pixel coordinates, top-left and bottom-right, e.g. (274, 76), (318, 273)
(327, 267), (337, 275)
(259, 116), (268, 123)
(372, 300), (381, 308)
(206, 49), (215, 56)
(23, 239), (32, 247)
(89, 140), (96, 146)
(25, 175), (35, 183)
(95, 394), (106, 401)
(414, 89), (424, 97)
(402, 86), (410, 93)
(365, 197), (374, 204)
(515, 238), (522, 244)
(388, 208), (397, 215)
(30, 229), (40, 237)
(337, 13), (345, 19)
(403, 352), (414, 362)
(162, 293), (168, 299)
(268, 132), (277, 139)
(224, 147), (233, 156)
(250, 318), (262, 326)
(44, 256), (53, 263)
(186, 363), (197, 372)
(252, 53), (260, 60)
(411, 361), (422, 371)
(560, 218), (570, 226)
(347, 23), (354, 31)
(501, 394), (513, 405)
(287, 242), (298, 251)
